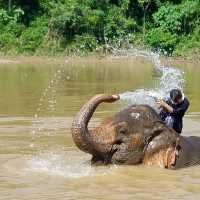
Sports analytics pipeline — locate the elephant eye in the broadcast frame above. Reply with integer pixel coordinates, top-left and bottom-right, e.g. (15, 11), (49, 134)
(119, 127), (127, 135)
(117, 121), (129, 135)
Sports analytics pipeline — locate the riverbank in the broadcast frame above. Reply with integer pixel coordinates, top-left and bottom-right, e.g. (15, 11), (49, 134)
(1, 51), (200, 66)
(0, 56), (69, 65)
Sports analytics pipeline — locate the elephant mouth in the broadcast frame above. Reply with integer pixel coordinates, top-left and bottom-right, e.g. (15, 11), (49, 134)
(109, 132), (169, 165)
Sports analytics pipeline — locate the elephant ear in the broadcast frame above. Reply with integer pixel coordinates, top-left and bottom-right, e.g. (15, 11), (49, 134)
(143, 122), (165, 151)
(168, 137), (182, 168)
(142, 121), (178, 154)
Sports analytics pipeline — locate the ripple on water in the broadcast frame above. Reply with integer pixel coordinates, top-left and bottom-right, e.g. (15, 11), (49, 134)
(26, 150), (119, 178)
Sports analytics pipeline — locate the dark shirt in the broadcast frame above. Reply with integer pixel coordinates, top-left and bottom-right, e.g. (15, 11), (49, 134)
(160, 97), (190, 133)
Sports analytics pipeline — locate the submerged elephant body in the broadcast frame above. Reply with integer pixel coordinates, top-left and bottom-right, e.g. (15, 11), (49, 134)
(71, 94), (200, 169)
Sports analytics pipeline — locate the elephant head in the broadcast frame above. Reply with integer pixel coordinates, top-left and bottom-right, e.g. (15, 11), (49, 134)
(71, 94), (181, 169)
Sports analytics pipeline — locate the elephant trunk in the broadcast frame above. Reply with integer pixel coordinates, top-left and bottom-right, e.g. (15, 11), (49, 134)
(71, 94), (119, 156)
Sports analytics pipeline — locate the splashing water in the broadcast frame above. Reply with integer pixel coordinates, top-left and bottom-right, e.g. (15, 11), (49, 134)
(27, 150), (118, 178)
(117, 50), (185, 111)
(27, 151), (92, 178)
(30, 66), (65, 146)
(28, 49), (185, 178)
(28, 62), (119, 178)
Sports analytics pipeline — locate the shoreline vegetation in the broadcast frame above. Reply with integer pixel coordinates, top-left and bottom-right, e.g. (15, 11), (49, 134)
(0, 0), (199, 60)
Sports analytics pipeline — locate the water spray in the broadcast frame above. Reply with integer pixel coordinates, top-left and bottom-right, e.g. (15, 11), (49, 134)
(112, 49), (185, 111)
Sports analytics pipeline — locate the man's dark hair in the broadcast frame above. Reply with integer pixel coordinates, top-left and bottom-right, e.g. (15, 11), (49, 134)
(170, 89), (182, 103)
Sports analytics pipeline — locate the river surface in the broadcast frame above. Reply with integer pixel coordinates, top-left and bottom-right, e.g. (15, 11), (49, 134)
(0, 55), (200, 200)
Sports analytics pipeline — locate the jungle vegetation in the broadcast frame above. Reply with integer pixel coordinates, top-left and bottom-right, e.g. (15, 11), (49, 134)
(0, 0), (200, 57)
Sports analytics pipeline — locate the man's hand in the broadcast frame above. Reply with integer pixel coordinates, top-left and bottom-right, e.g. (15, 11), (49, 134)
(156, 99), (165, 108)
(156, 99), (173, 113)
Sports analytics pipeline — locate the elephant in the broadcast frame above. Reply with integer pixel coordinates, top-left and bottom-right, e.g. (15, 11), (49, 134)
(71, 94), (200, 169)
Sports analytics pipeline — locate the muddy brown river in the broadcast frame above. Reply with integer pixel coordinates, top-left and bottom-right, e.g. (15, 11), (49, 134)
(0, 55), (200, 200)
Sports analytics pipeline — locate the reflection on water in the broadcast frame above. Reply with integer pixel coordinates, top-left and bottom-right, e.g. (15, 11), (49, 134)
(0, 56), (200, 199)
(0, 58), (154, 117)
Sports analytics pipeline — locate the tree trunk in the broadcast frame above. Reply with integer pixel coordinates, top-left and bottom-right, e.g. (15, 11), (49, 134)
(8, 0), (12, 12)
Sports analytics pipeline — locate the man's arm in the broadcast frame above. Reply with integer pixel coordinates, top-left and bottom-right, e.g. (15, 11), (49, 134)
(157, 98), (190, 117)
(156, 99), (173, 113)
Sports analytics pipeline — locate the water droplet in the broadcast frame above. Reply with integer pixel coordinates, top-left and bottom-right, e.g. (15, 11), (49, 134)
(30, 143), (34, 148)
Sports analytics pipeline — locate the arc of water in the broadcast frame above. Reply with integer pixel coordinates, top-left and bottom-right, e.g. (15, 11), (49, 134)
(115, 50), (185, 111)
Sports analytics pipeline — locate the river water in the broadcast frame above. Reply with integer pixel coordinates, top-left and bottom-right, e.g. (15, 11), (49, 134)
(0, 54), (200, 200)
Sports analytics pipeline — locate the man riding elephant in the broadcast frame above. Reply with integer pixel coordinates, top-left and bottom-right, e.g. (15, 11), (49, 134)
(71, 93), (200, 170)
(156, 89), (190, 134)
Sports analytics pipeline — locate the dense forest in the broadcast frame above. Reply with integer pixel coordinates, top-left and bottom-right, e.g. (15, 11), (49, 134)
(0, 0), (200, 57)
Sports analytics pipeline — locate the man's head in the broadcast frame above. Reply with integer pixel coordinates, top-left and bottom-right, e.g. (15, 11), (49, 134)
(170, 89), (183, 104)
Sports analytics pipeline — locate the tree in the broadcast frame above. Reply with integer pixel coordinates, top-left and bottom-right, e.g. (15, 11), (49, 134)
(138, 0), (151, 40)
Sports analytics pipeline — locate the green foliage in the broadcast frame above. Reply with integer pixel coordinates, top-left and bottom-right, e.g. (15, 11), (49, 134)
(67, 34), (98, 54)
(146, 28), (178, 54)
(180, 0), (200, 34)
(104, 6), (126, 39)
(0, 32), (18, 53)
(174, 24), (200, 57)
(153, 1), (200, 34)
(0, 7), (24, 24)
(48, 1), (96, 40)
(153, 5), (183, 33)
(146, 0), (200, 54)
(0, 7), (24, 53)
(19, 16), (48, 53)
(0, 0), (199, 56)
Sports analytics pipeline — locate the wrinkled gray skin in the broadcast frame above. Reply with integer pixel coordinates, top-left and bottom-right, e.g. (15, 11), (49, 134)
(71, 94), (200, 169)
(174, 136), (200, 168)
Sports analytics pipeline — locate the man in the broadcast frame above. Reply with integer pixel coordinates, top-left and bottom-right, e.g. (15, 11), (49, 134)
(156, 89), (190, 134)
